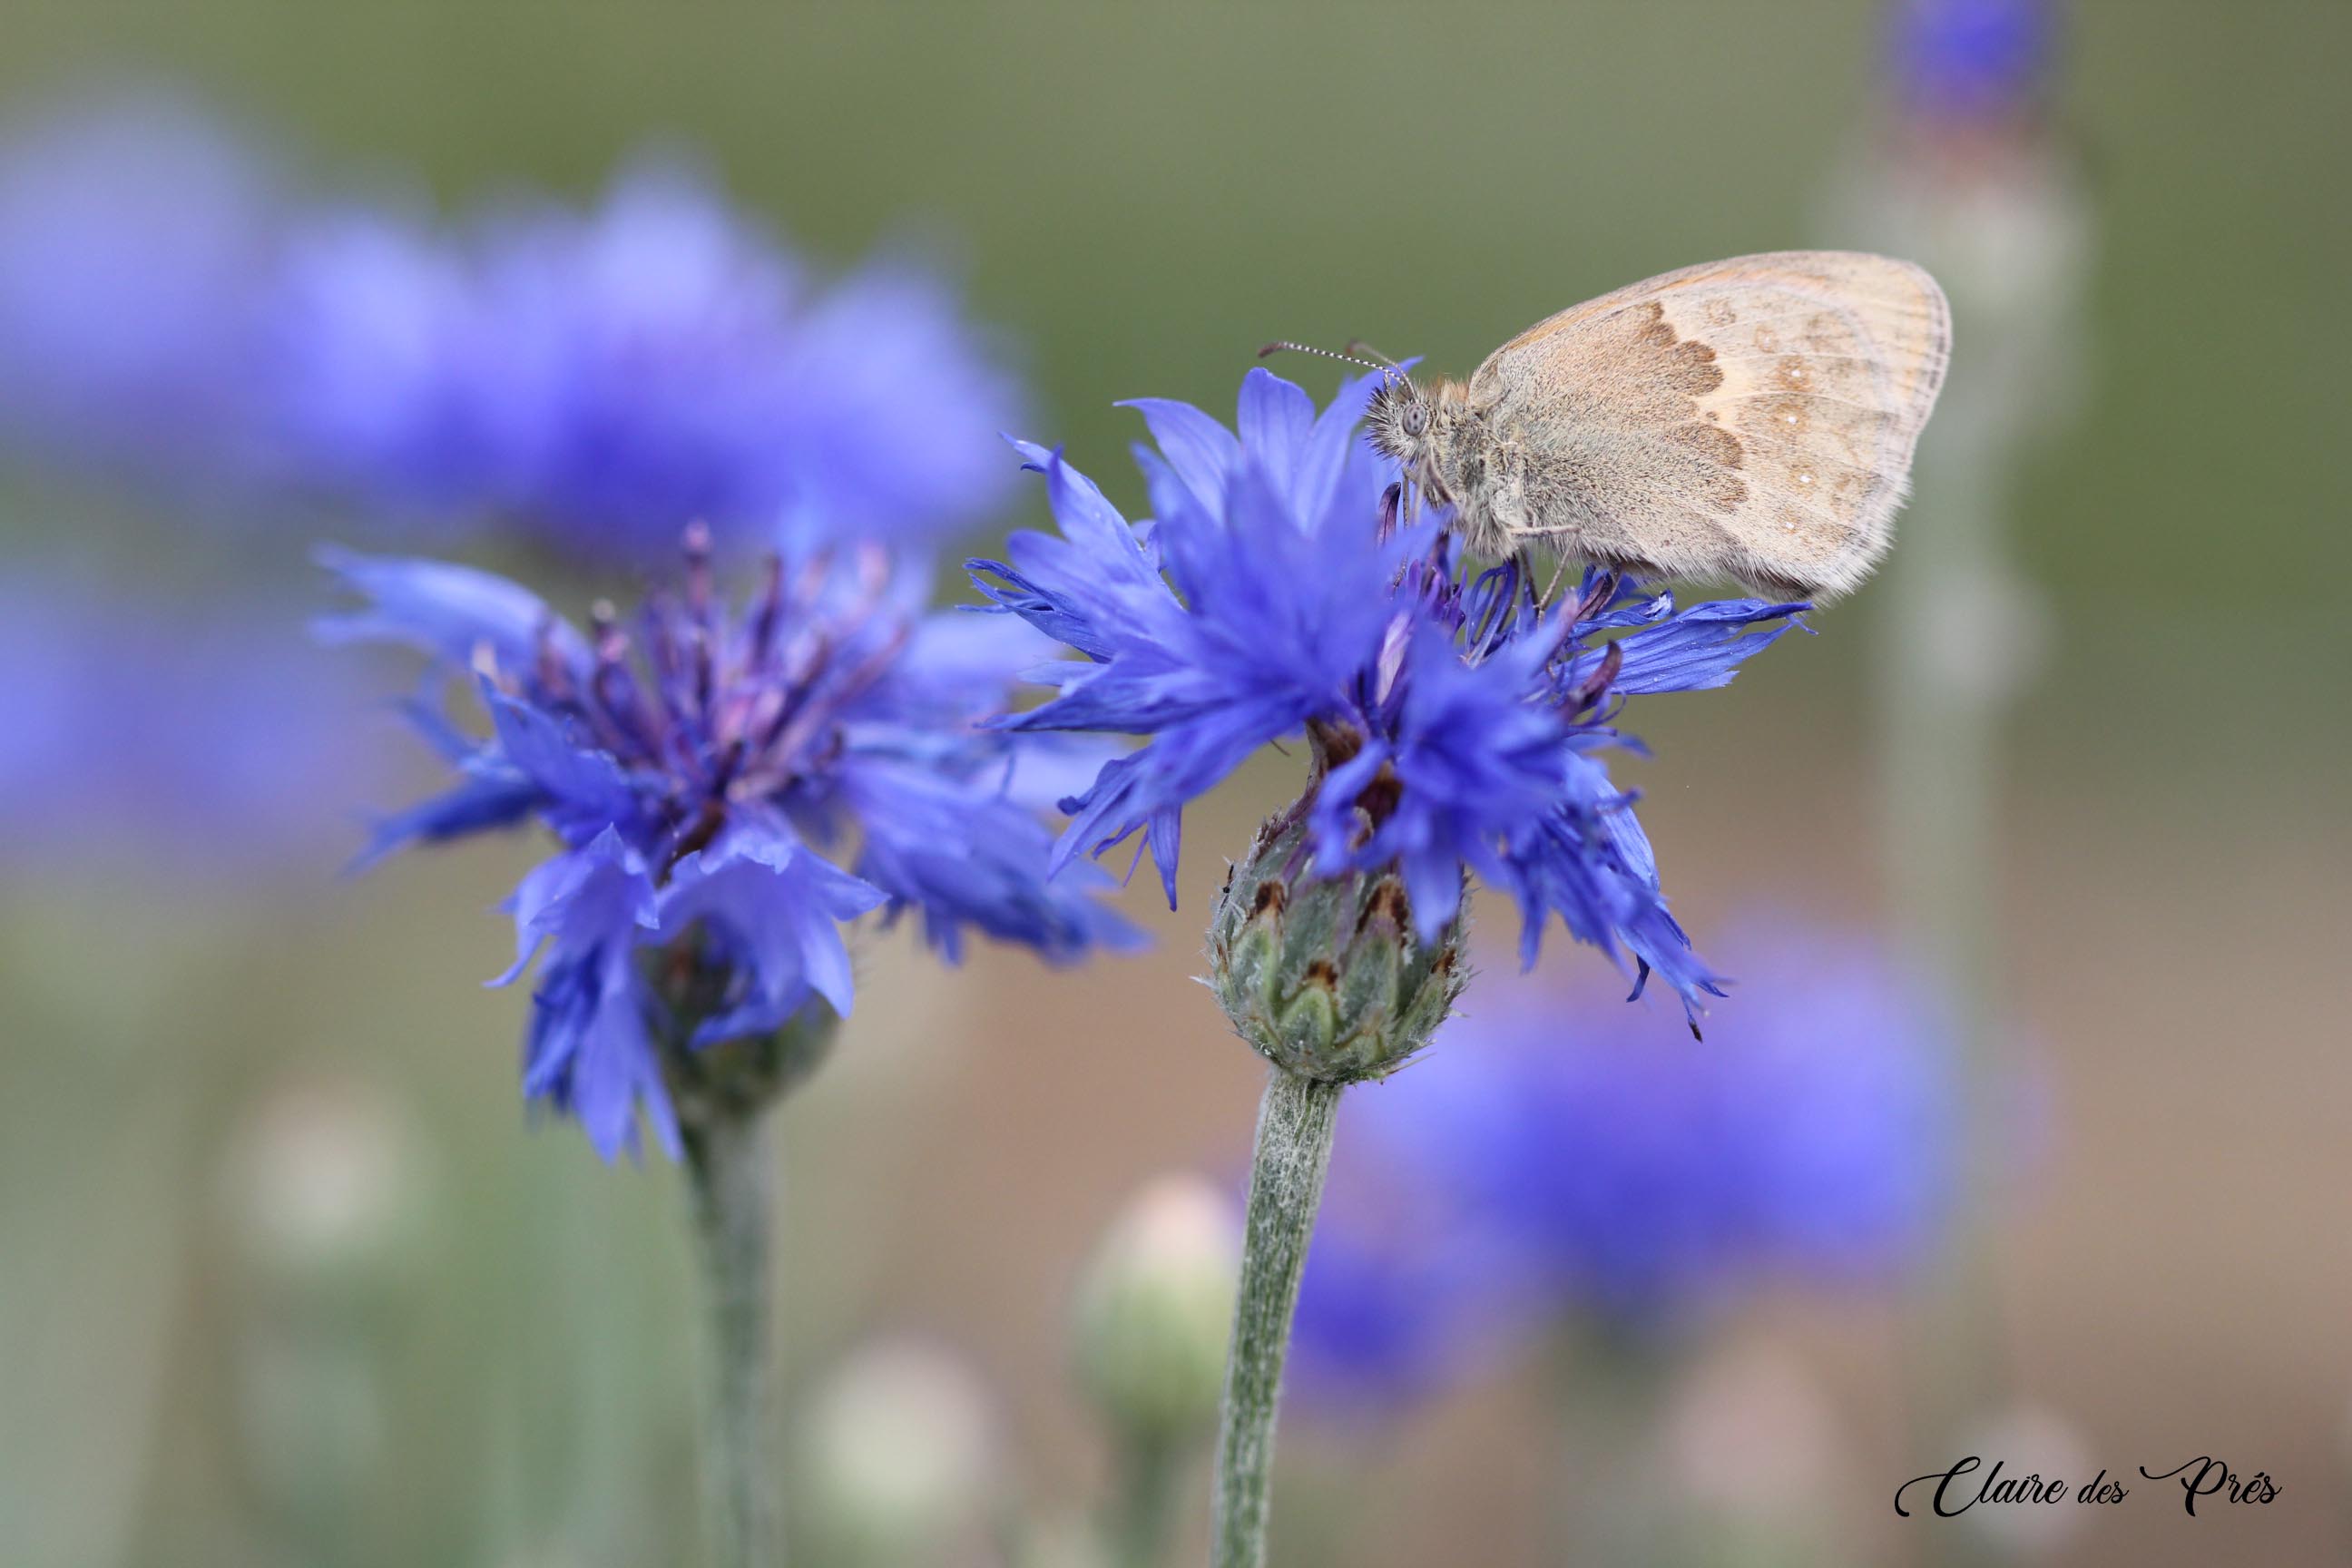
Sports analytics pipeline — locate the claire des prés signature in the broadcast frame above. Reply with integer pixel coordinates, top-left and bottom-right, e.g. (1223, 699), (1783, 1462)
(1896, 1455), (2281, 1519)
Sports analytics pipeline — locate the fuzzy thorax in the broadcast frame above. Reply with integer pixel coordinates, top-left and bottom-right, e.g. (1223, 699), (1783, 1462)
(1363, 377), (1514, 558)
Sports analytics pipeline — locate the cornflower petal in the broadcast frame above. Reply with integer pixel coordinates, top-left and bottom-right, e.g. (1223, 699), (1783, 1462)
(326, 532), (1136, 1157)
(313, 544), (589, 674)
(963, 369), (1808, 1010)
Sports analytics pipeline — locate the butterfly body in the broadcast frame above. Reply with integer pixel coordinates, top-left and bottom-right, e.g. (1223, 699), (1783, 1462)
(1365, 250), (1951, 601)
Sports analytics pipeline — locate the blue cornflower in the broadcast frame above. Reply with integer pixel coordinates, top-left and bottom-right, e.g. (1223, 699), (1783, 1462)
(0, 93), (274, 488)
(262, 207), (507, 522)
(320, 527), (1138, 1159)
(969, 368), (1804, 1009)
(1288, 921), (1955, 1405)
(270, 162), (1024, 556)
(0, 573), (387, 877)
(1888, 0), (2060, 122)
(1280, 1171), (1536, 1413)
(0, 93), (1024, 559)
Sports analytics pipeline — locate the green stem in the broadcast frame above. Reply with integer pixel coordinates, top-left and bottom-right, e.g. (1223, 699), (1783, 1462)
(1877, 324), (2032, 1544)
(1107, 1432), (1182, 1568)
(1210, 1068), (1344, 1568)
(1547, 1322), (1674, 1565)
(683, 1104), (781, 1568)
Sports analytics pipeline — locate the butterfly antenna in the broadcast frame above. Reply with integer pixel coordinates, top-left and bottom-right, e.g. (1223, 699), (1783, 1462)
(1342, 338), (1406, 373)
(1257, 340), (1397, 378)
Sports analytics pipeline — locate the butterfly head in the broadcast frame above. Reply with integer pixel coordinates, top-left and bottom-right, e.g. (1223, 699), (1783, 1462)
(1364, 374), (1434, 464)
(1255, 340), (1465, 492)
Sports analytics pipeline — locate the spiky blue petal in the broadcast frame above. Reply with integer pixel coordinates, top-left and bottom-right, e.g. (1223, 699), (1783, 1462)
(966, 370), (1806, 1008)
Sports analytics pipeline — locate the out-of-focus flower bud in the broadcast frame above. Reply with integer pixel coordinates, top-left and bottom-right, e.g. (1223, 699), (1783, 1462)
(794, 1338), (1001, 1568)
(216, 1073), (430, 1537)
(1073, 1173), (1242, 1446)
(219, 1072), (429, 1298)
(1208, 813), (1465, 1085)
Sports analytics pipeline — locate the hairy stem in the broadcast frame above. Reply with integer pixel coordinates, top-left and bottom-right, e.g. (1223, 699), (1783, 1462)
(1211, 1068), (1343, 1568)
(683, 1105), (781, 1568)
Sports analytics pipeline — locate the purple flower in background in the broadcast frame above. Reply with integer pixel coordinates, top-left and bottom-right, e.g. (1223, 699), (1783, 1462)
(264, 209), (506, 520)
(1282, 1176), (1534, 1412)
(320, 527), (1138, 1159)
(1887, 0), (2061, 122)
(0, 573), (386, 876)
(270, 163), (1025, 555)
(0, 93), (274, 485)
(969, 368), (1805, 1009)
(1288, 921), (1954, 1406)
(0, 93), (1026, 557)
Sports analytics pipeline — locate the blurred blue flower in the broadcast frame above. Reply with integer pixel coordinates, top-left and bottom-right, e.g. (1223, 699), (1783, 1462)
(269, 163), (1024, 556)
(0, 573), (385, 876)
(968, 368), (1805, 1009)
(263, 208), (507, 521)
(0, 93), (1024, 557)
(1282, 1173), (1536, 1413)
(0, 93), (274, 486)
(1288, 921), (1954, 1405)
(320, 528), (1140, 1159)
(1888, 0), (2060, 122)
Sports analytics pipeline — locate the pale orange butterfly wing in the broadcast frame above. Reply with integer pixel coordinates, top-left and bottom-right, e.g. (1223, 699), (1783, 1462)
(1465, 251), (1949, 599)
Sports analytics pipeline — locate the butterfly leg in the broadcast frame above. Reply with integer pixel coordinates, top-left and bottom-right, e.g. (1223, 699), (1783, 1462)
(1529, 550), (1575, 612)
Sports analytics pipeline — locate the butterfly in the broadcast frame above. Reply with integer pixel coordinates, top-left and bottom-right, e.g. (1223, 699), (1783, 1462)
(1272, 250), (1950, 602)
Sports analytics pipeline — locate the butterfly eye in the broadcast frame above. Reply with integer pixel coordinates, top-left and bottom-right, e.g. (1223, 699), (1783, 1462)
(1402, 402), (1429, 437)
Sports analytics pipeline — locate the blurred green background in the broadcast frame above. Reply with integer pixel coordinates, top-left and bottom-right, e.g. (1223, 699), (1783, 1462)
(1, 3), (2345, 1566)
